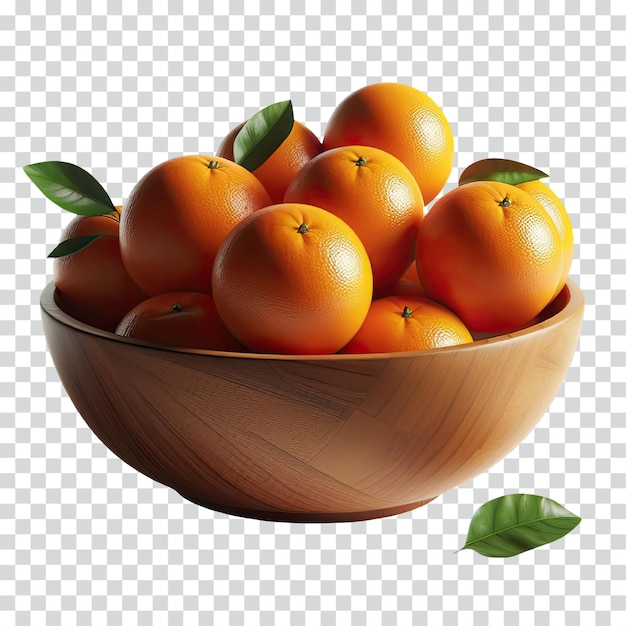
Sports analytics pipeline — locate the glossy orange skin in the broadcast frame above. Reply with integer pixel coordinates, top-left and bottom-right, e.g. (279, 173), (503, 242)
(53, 209), (148, 332)
(217, 120), (323, 204)
(340, 296), (473, 354)
(416, 181), (563, 333)
(212, 203), (373, 355)
(119, 155), (272, 296)
(115, 291), (244, 352)
(322, 82), (454, 205)
(516, 179), (574, 300)
(284, 145), (424, 293)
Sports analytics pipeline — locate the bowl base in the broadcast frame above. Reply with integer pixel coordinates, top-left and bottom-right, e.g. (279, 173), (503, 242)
(178, 494), (438, 523)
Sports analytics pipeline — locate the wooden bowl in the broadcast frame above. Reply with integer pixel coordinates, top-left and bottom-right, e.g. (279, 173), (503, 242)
(40, 281), (584, 523)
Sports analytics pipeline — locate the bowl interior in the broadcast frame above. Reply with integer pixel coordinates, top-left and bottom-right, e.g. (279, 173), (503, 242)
(41, 280), (578, 361)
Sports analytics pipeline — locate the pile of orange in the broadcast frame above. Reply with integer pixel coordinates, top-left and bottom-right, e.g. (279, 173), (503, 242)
(26, 81), (574, 355)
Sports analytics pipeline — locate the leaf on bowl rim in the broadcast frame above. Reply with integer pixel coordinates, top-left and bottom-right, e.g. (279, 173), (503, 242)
(458, 158), (549, 186)
(458, 493), (581, 558)
(233, 100), (295, 172)
(23, 161), (116, 216)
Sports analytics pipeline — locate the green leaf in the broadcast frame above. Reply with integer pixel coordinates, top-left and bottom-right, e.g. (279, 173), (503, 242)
(23, 161), (116, 216)
(458, 158), (549, 186)
(48, 234), (113, 258)
(459, 494), (581, 558)
(233, 100), (295, 172)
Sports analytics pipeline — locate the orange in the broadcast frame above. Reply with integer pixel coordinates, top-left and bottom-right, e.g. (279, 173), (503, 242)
(322, 82), (454, 205)
(516, 179), (574, 299)
(53, 207), (148, 332)
(284, 145), (424, 293)
(341, 296), (473, 354)
(416, 181), (563, 333)
(376, 262), (428, 300)
(115, 291), (244, 351)
(217, 120), (323, 203)
(211, 203), (373, 354)
(119, 155), (272, 296)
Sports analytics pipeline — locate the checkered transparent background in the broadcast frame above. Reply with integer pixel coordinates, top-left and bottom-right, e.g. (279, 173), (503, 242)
(2, 1), (625, 624)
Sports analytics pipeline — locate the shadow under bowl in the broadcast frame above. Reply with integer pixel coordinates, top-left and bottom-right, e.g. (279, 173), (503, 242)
(40, 281), (584, 523)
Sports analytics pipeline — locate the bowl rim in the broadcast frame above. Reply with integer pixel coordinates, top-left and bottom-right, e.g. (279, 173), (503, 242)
(40, 280), (584, 362)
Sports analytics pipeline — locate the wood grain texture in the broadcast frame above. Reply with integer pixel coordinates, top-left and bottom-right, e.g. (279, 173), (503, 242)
(40, 281), (584, 523)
